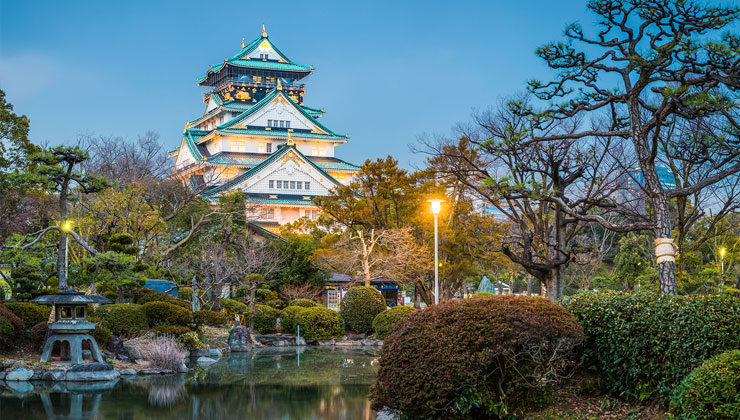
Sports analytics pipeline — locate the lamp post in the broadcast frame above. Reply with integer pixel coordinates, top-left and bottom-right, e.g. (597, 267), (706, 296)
(62, 220), (73, 287)
(429, 200), (443, 305)
(721, 247), (726, 275)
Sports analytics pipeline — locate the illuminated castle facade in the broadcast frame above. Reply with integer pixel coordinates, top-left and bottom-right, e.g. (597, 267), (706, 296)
(169, 25), (359, 232)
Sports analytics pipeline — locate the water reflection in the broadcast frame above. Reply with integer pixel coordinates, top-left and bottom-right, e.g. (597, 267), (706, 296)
(0, 347), (379, 420)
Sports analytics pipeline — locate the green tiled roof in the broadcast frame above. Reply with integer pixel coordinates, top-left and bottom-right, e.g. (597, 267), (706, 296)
(247, 198), (316, 205)
(218, 128), (346, 141)
(205, 152), (359, 172)
(218, 89), (347, 139)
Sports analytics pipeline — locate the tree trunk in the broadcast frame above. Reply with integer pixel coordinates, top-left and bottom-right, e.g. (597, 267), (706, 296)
(541, 269), (561, 302)
(526, 275), (532, 296)
(413, 285), (421, 309)
(653, 194), (678, 295)
(249, 283), (256, 332)
(57, 233), (67, 291)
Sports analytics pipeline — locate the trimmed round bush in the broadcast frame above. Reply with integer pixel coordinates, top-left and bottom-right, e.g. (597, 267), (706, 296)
(153, 325), (192, 336)
(670, 350), (740, 419)
(0, 316), (15, 348)
(473, 291), (495, 297)
(251, 304), (282, 334)
(295, 306), (344, 340)
(3, 301), (51, 327)
(372, 306), (416, 339)
(340, 286), (386, 333)
(142, 301), (193, 327)
(178, 331), (206, 350)
(136, 289), (190, 309)
(565, 291), (740, 404)
(194, 310), (227, 326)
(221, 298), (248, 314)
(93, 324), (112, 348)
(289, 298), (319, 308)
(371, 296), (583, 419)
(280, 306), (307, 334)
(0, 304), (24, 334)
(94, 304), (148, 337)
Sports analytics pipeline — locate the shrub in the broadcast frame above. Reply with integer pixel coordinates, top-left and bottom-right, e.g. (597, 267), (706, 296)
(129, 334), (186, 371)
(94, 304), (148, 337)
(93, 324), (112, 348)
(3, 301), (51, 327)
(234, 285), (250, 300)
(142, 301), (193, 327)
(31, 321), (48, 343)
(0, 316), (15, 348)
(153, 325), (191, 336)
(670, 350), (740, 419)
(250, 304), (282, 334)
(371, 296), (583, 419)
(0, 304), (24, 334)
(295, 306), (344, 340)
(178, 331), (207, 350)
(472, 291), (495, 297)
(280, 306), (307, 334)
(289, 298), (319, 308)
(565, 291), (740, 404)
(102, 291), (118, 302)
(340, 286), (386, 333)
(136, 289), (190, 309)
(220, 298), (248, 314)
(256, 288), (283, 308)
(194, 310), (226, 326)
(372, 306), (416, 339)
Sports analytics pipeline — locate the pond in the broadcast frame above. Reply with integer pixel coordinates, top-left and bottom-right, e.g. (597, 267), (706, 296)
(0, 347), (380, 420)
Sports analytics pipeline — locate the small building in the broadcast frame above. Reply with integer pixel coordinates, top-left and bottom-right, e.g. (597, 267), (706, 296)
(323, 273), (399, 310)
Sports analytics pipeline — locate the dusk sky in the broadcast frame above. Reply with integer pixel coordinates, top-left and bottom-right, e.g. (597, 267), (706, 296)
(2, 1), (600, 167)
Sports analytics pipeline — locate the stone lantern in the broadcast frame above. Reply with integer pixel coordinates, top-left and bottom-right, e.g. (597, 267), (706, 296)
(32, 289), (111, 365)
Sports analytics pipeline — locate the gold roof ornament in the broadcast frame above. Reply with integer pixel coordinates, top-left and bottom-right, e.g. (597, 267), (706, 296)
(286, 132), (294, 146)
(262, 24), (267, 38)
(241, 38), (245, 48)
(184, 122), (191, 133)
(276, 79), (282, 90)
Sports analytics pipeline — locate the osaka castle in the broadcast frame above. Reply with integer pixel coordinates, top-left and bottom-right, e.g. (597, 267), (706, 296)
(169, 25), (359, 233)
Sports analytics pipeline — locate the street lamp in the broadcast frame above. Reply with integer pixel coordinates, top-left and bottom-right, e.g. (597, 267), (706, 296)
(61, 220), (73, 288)
(721, 247), (726, 274)
(429, 199), (443, 304)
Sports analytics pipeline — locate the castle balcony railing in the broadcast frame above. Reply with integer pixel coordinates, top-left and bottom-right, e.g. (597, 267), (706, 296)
(212, 79), (305, 92)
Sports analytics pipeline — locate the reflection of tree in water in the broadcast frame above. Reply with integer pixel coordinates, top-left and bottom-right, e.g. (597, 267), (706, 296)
(146, 375), (187, 408)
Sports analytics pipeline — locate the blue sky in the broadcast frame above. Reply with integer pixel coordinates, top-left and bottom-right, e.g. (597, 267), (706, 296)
(1, 1), (597, 167)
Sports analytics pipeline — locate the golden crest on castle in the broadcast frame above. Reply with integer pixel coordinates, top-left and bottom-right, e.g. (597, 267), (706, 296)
(235, 90), (251, 100)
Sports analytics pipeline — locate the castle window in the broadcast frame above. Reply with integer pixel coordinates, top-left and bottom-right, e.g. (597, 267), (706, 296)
(290, 181), (296, 189)
(266, 143), (272, 153)
(233, 141), (246, 152)
(285, 121), (290, 129)
(296, 181), (302, 189)
(259, 143), (266, 153)
(319, 146), (326, 156)
(279, 121), (285, 128)
(276, 180), (282, 189)
(312, 146), (318, 155)
(267, 120), (272, 127)
(305, 182), (310, 190)
(269, 180), (274, 188)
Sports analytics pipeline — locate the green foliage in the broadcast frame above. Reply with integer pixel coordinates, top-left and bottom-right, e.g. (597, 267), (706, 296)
(107, 233), (139, 255)
(179, 287), (193, 301)
(340, 286), (386, 333)
(294, 306), (344, 340)
(0, 304), (24, 333)
(269, 233), (327, 288)
(75, 252), (145, 301)
(256, 287), (283, 308)
(289, 298), (319, 308)
(220, 298), (248, 314)
(193, 310), (226, 326)
(372, 306), (416, 339)
(9, 265), (46, 300)
(153, 325), (191, 336)
(233, 285), (250, 301)
(280, 306), (306, 334)
(3, 301), (50, 327)
(0, 315), (15, 348)
(93, 304), (148, 337)
(610, 237), (654, 290)
(178, 331), (207, 350)
(670, 350), (740, 419)
(135, 288), (190, 309)
(251, 303), (282, 334)
(371, 296), (584, 419)
(142, 301), (193, 327)
(472, 291), (495, 297)
(0, 89), (35, 175)
(93, 324), (112, 348)
(564, 291), (740, 404)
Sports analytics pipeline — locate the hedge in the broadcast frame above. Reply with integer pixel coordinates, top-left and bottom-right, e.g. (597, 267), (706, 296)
(280, 306), (306, 334)
(194, 310), (226, 327)
(564, 291), (740, 404)
(153, 325), (192, 336)
(93, 304), (148, 337)
(670, 350), (740, 419)
(372, 306), (416, 339)
(251, 304), (282, 334)
(289, 298), (319, 308)
(0, 316), (15, 348)
(0, 304), (24, 334)
(295, 306), (344, 340)
(221, 298), (248, 314)
(142, 301), (193, 327)
(93, 324), (112, 348)
(340, 286), (386, 333)
(371, 296), (583, 419)
(3, 302), (51, 327)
